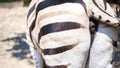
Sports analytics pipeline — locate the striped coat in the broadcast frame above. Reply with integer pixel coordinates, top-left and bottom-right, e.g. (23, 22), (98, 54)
(26, 0), (120, 68)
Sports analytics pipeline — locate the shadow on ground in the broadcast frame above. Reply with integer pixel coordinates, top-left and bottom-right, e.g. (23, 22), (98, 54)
(1, 33), (34, 64)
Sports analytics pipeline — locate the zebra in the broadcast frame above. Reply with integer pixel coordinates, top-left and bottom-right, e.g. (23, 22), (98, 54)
(88, 0), (120, 68)
(26, 0), (120, 68)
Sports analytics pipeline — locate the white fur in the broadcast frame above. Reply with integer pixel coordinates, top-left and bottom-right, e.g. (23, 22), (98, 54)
(30, 47), (43, 68)
(88, 23), (118, 68)
(41, 29), (90, 68)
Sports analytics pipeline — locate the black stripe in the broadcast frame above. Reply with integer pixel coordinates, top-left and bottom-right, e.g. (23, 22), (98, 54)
(112, 40), (117, 47)
(29, 20), (38, 48)
(27, 4), (39, 49)
(77, 0), (87, 14)
(116, 7), (120, 18)
(92, 0), (113, 17)
(103, 0), (107, 10)
(36, 0), (74, 12)
(29, 0), (87, 34)
(27, 4), (36, 20)
(42, 43), (78, 55)
(44, 65), (67, 68)
(29, 0), (75, 46)
(36, 0), (87, 14)
(28, 0), (87, 48)
(38, 22), (81, 42)
(30, 0), (75, 32)
(29, 20), (41, 49)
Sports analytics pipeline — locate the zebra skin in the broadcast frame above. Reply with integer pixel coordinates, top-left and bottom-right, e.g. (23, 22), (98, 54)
(26, 0), (120, 68)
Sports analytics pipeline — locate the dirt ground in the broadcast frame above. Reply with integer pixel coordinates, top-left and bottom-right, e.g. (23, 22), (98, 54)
(0, 2), (120, 68)
(0, 5), (36, 68)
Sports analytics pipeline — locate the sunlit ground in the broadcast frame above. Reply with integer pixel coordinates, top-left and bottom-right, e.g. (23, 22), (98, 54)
(0, 2), (35, 68)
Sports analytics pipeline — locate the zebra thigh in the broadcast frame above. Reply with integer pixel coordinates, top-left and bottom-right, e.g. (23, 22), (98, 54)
(32, 3), (91, 68)
(89, 23), (118, 68)
(40, 28), (90, 68)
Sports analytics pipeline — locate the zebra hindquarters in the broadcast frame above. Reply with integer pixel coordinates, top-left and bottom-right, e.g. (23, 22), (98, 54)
(40, 28), (90, 68)
(31, 3), (91, 68)
(89, 23), (118, 68)
(27, 2), (91, 68)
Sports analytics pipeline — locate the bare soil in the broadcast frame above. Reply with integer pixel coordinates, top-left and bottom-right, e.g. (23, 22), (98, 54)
(0, 6), (35, 68)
